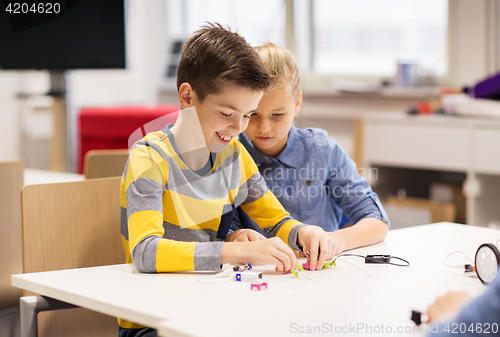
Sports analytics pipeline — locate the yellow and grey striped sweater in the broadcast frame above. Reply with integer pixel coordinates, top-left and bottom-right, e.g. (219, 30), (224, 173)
(119, 125), (304, 328)
(120, 125), (304, 274)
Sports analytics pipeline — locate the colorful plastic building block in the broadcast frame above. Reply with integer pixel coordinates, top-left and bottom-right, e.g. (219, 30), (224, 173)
(301, 260), (336, 270)
(251, 282), (268, 290)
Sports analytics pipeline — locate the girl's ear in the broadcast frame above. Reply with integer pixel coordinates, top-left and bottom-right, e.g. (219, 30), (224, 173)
(178, 83), (195, 109)
(294, 91), (303, 116)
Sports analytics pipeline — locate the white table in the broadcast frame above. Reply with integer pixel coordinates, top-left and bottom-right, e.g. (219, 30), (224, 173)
(12, 223), (500, 337)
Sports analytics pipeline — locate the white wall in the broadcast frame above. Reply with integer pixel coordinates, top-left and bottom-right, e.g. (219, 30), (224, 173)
(0, 72), (20, 161)
(450, 0), (486, 87)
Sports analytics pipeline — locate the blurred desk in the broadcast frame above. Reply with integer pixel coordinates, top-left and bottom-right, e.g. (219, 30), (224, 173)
(365, 112), (500, 227)
(24, 169), (84, 186)
(13, 223), (498, 337)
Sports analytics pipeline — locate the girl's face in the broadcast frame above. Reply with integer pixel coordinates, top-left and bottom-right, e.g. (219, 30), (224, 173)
(244, 86), (302, 158)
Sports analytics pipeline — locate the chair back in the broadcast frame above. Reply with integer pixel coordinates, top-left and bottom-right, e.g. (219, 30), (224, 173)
(21, 177), (124, 337)
(83, 149), (129, 179)
(0, 160), (23, 310)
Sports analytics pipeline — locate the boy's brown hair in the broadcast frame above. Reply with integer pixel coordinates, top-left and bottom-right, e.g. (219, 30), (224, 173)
(176, 23), (270, 101)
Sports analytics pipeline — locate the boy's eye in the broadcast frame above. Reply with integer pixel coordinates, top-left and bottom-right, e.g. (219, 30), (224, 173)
(273, 113), (284, 117)
(220, 112), (231, 118)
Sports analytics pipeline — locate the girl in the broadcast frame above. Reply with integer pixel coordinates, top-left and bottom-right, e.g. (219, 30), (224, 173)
(231, 42), (389, 257)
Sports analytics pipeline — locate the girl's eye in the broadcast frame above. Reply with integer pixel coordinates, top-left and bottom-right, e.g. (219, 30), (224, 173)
(273, 113), (284, 117)
(220, 112), (231, 118)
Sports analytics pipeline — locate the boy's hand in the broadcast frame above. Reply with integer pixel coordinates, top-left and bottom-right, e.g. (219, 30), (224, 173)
(427, 291), (471, 323)
(298, 226), (335, 271)
(221, 237), (297, 273)
(225, 229), (266, 242)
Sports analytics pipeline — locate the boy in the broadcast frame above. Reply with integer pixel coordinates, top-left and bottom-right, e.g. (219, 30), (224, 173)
(119, 24), (334, 334)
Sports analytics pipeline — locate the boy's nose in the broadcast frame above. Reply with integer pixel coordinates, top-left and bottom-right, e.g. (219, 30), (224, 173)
(229, 117), (247, 134)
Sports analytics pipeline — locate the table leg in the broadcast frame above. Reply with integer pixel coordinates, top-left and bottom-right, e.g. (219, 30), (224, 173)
(20, 295), (79, 337)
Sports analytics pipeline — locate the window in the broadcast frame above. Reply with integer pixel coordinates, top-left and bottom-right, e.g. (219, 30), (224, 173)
(165, 0), (449, 80)
(166, 0), (286, 48)
(310, 0), (448, 77)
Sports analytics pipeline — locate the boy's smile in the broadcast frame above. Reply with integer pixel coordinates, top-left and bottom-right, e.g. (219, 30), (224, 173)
(215, 131), (235, 144)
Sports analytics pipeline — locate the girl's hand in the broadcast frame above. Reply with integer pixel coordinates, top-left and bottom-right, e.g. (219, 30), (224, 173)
(297, 225), (335, 271)
(328, 231), (346, 256)
(221, 237), (297, 273)
(225, 229), (266, 242)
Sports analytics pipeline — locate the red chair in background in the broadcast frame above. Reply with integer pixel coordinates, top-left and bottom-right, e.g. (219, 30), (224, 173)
(78, 105), (179, 173)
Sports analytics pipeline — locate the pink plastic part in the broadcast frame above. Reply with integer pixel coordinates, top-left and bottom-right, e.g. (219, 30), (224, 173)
(251, 282), (268, 290)
(302, 262), (310, 270)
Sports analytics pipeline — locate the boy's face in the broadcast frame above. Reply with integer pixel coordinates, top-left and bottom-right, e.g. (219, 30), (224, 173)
(191, 84), (263, 153)
(243, 86), (301, 158)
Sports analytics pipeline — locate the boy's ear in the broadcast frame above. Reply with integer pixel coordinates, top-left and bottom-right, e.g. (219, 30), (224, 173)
(294, 91), (303, 116)
(178, 83), (195, 108)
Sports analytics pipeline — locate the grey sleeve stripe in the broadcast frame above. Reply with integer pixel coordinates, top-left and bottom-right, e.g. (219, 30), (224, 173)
(193, 241), (224, 271)
(126, 178), (164, 217)
(240, 172), (268, 205)
(287, 224), (305, 252)
(132, 140), (171, 163)
(264, 215), (293, 238)
(264, 216), (293, 238)
(264, 216), (304, 251)
(123, 160), (129, 180)
(120, 206), (128, 240)
(131, 235), (160, 273)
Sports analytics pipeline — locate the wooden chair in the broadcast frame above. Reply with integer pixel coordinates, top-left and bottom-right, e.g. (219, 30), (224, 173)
(21, 177), (124, 337)
(83, 149), (129, 179)
(0, 160), (23, 337)
(0, 160), (24, 311)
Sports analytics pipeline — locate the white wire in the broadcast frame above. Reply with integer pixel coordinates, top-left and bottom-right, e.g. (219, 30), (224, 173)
(196, 269), (235, 284)
(443, 251), (473, 268)
(337, 257), (372, 277)
(329, 254), (372, 277)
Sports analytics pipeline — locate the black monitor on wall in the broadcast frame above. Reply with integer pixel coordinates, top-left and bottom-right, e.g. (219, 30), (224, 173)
(0, 0), (126, 70)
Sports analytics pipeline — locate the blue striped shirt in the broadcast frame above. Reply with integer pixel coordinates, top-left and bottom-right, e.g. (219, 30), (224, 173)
(232, 125), (389, 233)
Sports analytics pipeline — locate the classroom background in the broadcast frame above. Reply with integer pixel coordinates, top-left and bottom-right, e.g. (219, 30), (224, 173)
(1, 0), (500, 230)
(3, 1), (500, 337)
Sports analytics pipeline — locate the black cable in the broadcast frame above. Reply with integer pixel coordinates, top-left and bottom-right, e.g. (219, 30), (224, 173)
(334, 253), (410, 267)
(334, 253), (366, 261)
